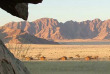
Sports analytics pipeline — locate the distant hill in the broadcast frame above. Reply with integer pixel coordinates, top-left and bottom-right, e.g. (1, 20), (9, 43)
(4, 18), (110, 40)
(0, 27), (58, 44)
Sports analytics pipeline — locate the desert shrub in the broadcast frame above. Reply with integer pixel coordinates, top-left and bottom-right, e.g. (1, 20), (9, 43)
(35, 53), (42, 60)
(85, 56), (92, 61)
(60, 56), (67, 60)
(6, 43), (34, 60)
(68, 57), (73, 60)
(75, 54), (80, 58)
(40, 56), (46, 61)
(25, 57), (33, 61)
(92, 56), (99, 59)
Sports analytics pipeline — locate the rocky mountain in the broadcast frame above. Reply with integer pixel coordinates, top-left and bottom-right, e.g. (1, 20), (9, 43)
(4, 18), (110, 40)
(0, 27), (58, 44)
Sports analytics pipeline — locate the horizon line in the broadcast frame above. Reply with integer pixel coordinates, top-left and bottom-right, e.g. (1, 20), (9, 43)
(4, 17), (110, 23)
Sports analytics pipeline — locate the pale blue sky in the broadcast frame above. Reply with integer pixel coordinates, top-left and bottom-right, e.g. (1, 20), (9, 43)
(0, 0), (110, 26)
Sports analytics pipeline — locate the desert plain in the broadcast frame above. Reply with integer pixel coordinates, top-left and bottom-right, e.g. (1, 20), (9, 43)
(5, 44), (110, 61)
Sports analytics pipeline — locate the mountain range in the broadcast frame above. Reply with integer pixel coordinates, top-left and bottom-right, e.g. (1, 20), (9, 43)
(1, 18), (110, 42)
(0, 26), (58, 44)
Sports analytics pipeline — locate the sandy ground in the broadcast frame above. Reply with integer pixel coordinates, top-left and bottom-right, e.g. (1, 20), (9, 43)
(54, 39), (110, 42)
(5, 44), (110, 60)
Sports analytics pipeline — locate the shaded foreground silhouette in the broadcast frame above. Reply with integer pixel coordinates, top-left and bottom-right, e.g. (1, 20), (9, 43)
(0, 40), (30, 74)
(0, 0), (43, 74)
(0, 0), (42, 20)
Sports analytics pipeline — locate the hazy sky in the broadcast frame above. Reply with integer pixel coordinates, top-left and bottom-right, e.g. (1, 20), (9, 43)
(0, 0), (110, 26)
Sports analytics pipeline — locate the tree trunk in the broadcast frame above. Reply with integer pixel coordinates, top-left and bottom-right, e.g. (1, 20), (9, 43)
(0, 40), (30, 74)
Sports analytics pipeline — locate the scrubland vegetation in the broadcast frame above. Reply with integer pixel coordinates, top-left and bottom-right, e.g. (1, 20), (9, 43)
(6, 44), (110, 61)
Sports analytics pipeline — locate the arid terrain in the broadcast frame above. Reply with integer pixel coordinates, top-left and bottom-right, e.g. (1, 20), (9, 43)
(1, 18), (110, 44)
(4, 18), (110, 40)
(6, 44), (110, 61)
(0, 27), (58, 44)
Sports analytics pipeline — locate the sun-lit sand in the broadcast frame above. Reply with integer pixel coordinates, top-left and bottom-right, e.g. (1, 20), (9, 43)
(6, 44), (110, 60)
